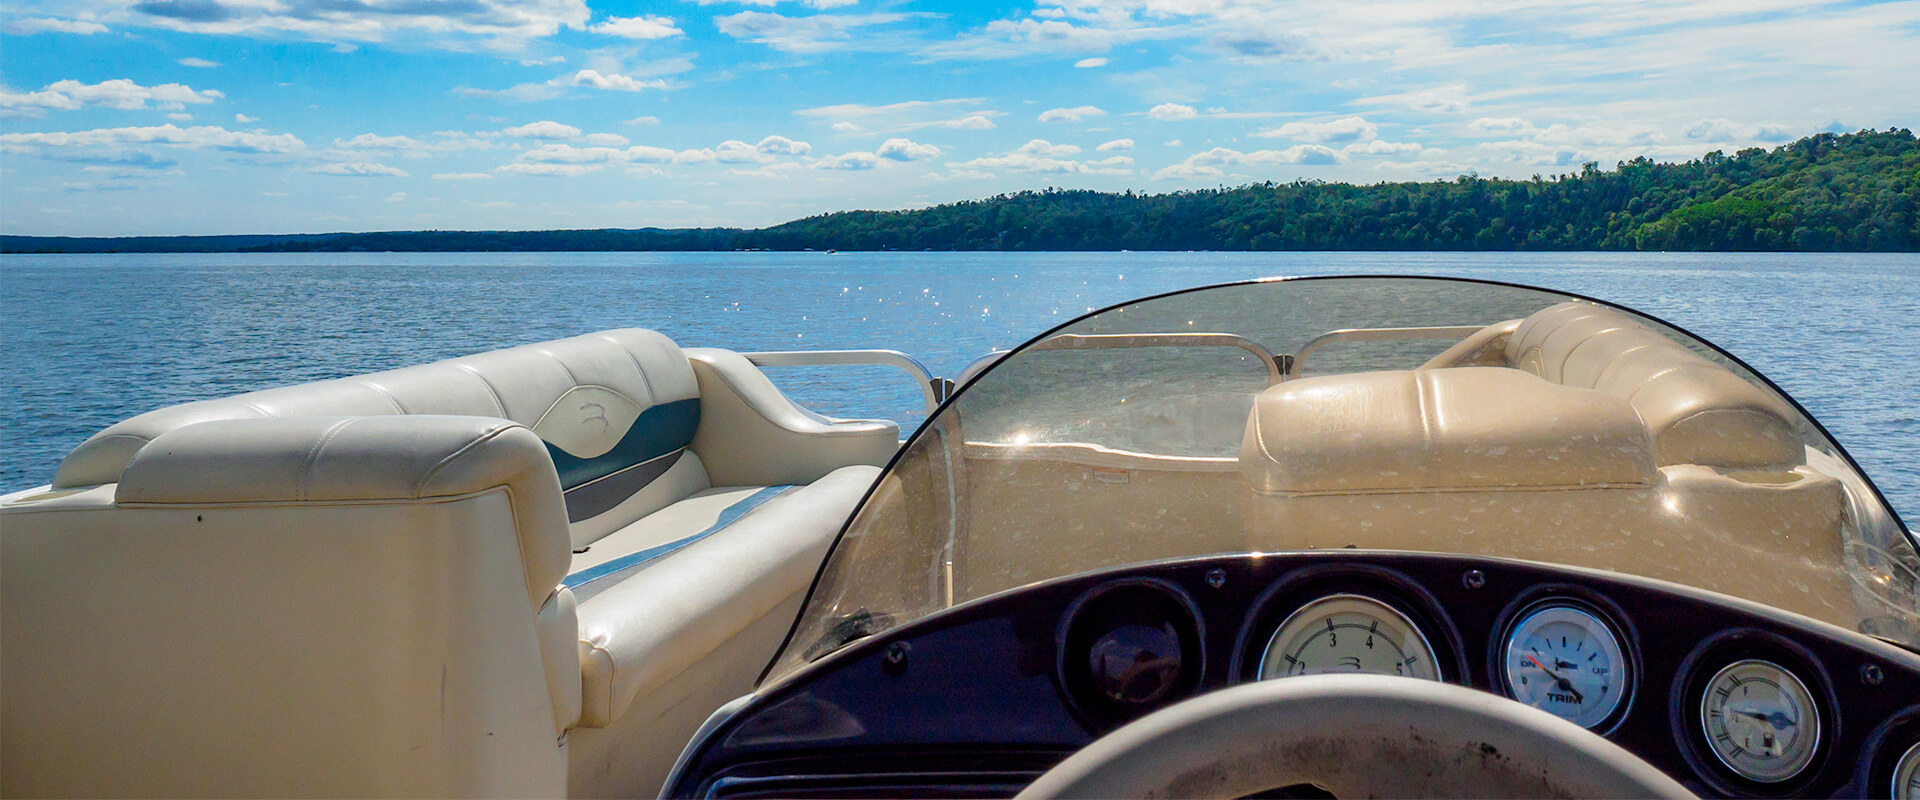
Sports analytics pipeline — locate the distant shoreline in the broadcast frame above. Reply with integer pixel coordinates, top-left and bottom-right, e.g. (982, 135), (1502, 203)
(7, 129), (1916, 254)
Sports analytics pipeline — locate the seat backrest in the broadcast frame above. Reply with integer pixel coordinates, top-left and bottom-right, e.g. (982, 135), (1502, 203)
(54, 329), (707, 548)
(1502, 302), (1802, 468)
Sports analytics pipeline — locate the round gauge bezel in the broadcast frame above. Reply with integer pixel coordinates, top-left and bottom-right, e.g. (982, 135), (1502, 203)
(1231, 563), (1467, 686)
(1892, 740), (1920, 799)
(1671, 629), (1838, 796)
(1055, 577), (1206, 727)
(1255, 592), (1443, 682)
(1697, 658), (1822, 784)
(1497, 599), (1634, 733)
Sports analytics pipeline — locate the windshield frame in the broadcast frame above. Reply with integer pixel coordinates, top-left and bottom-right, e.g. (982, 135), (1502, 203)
(756, 273), (1917, 687)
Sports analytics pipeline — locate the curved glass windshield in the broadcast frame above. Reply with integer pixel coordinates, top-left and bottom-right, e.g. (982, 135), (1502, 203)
(770, 277), (1919, 678)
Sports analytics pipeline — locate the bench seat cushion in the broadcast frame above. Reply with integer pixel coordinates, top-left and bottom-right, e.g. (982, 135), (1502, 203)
(573, 464), (879, 727)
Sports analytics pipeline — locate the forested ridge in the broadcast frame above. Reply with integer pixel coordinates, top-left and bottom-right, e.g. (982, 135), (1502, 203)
(6, 129), (1915, 253)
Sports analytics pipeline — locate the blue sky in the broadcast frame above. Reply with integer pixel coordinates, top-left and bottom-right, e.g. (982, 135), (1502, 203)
(3, 0), (1915, 236)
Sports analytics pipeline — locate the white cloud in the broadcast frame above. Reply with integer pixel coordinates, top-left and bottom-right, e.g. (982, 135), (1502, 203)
(520, 55), (566, 66)
(876, 137), (941, 161)
(120, 0), (591, 46)
(4, 18), (108, 35)
(817, 151), (880, 170)
(1149, 103), (1197, 121)
(756, 135), (811, 156)
(166, 112), (194, 121)
(432, 172), (493, 180)
(588, 15), (682, 39)
(583, 132), (630, 146)
(1342, 140), (1423, 155)
(1153, 145), (1345, 180)
(496, 162), (605, 177)
(386, 192), (407, 202)
(307, 162), (408, 177)
(716, 11), (916, 54)
(0, 123), (303, 155)
(1016, 139), (1081, 157)
(334, 133), (425, 150)
(1468, 117), (1536, 137)
(624, 115), (660, 126)
(832, 121), (864, 133)
(1356, 84), (1469, 114)
(1255, 116), (1377, 143)
(930, 115), (996, 130)
(1097, 138), (1134, 151)
(500, 121), (581, 139)
(1685, 118), (1795, 143)
(1038, 105), (1106, 123)
(519, 143), (674, 164)
(569, 69), (669, 92)
(953, 139), (1126, 175)
(0, 79), (223, 116)
(234, 112), (257, 123)
(1074, 57), (1108, 68)
(179, 57), (221, 68)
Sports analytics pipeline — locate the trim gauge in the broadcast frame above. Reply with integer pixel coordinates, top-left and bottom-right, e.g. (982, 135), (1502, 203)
(1500, 602), (1631, 730)
(1893, 741), (1920, 800)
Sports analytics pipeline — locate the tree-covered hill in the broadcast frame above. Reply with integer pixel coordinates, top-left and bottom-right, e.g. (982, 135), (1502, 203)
(752, 128), (1918, 252)
(5, 129), (1914, 253)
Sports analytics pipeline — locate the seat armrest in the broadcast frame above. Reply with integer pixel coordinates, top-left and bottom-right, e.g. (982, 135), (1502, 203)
(684, 348), (899, 487)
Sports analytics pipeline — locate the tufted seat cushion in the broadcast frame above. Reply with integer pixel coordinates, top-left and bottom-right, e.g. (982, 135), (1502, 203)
(1423, 302), (1804, 469)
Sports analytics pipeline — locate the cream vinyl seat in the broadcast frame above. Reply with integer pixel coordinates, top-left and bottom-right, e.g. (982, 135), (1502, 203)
(1, 330), (896, 798)
(1242, 302), (1852, 628)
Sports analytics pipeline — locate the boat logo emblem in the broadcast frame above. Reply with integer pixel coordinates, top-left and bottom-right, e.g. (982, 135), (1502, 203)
(579, 401), (610, 432)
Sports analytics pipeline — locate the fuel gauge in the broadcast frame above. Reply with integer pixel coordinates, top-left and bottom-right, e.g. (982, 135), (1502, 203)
(1501, 603), (1631, 730)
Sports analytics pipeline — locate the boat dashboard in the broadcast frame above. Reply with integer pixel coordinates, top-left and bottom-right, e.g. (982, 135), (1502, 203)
(668, 550), (1920, 799)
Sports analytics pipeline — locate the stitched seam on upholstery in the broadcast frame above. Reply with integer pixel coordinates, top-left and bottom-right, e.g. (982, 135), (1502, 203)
(358, 380), (408, 414)
(456, 364), (511, 418)
(584, 640), (616, 720)
(298, 418), (357, 502)
(1413, 372), (1433, 448)
(1592, 342), (1658, 390)
(1553, 324), (1626, 384)
(537, 348), (582, 386)
(240, 400), (275, 418)
(603, 334), (659, 406)
(1621, 365), (1688, 404)
(415, 423), (518, 498)
(501, 481), (544, 610)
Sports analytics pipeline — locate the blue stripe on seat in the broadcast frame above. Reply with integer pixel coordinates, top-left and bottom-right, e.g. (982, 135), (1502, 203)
(564, 484), (800, 599)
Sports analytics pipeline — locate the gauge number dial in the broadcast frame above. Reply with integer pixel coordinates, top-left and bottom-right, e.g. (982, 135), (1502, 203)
(1698, 659), (1820, 783)
(1258, 594), (1440, 681)
(1501, 604), (1630, 730)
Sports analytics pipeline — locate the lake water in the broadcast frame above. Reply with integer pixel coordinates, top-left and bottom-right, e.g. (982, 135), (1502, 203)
(2, 251), (1915, 526)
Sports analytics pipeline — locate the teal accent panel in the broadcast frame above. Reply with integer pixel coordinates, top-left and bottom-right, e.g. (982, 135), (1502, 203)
(543, 397), (700, 490)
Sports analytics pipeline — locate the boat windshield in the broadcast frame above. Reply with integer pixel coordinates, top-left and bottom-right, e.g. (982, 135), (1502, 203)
(769, 277), (1919, 679)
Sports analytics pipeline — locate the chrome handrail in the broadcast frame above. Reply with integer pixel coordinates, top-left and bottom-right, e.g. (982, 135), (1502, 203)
(1030, 333), (1284, 384)
(956, 332), (1286, 392)
(743, 349), (944, 413)
(1289, 325), (1488, 379)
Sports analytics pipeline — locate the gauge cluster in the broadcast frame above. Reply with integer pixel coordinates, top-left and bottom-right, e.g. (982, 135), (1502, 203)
(670, 551), (1920, 800)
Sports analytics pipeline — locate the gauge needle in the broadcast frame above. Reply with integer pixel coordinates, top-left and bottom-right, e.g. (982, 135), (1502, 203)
(1525, 654), (1586, 703)
(1731, 708), (1796, 730)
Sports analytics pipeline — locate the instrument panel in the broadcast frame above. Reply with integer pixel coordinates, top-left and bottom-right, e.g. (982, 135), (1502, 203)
(668, 552), (1920, 799)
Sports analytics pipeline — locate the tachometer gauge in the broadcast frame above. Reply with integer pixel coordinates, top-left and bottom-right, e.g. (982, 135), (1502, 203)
(1894, 741), (1920, 800)
(1500, 603), (1630, 730)
(1699, 659), (1821, 783)
(1258, 594), (1440, 680)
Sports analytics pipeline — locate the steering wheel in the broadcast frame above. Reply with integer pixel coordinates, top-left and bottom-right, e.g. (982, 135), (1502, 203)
(1016, 674), (1696, 799)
